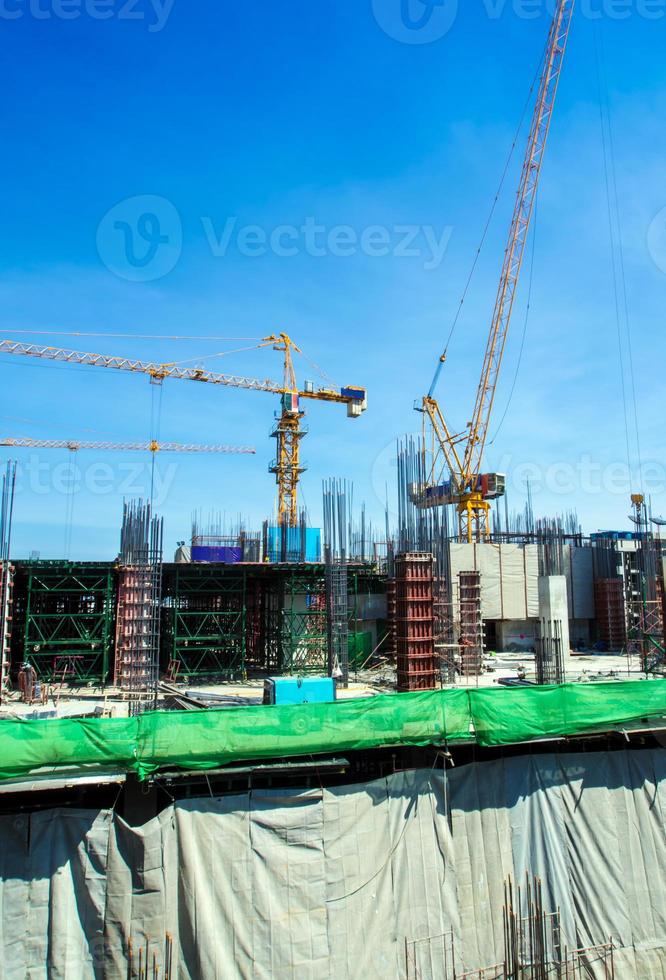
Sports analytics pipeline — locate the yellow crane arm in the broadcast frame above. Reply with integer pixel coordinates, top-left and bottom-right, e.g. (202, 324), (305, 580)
(0, 338), (365, 408)
(0, 331), (366, 529)
(422, 396), (465, 491)
(0, 339), (283, 392)
(462, 0), (575, 482)
(0, 437), (256, 454)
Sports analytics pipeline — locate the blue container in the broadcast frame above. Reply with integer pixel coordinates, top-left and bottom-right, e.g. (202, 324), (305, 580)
(341, 386), (366, 401)
(263, 676), (336, 705)
(191, 545), (243, 563)
(267, 527), (321, 563)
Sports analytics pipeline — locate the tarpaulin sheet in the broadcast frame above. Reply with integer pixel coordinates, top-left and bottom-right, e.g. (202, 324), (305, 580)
(1, 681), (666, 782)
(4, 753), (666, 976)
(448, 542), (539, 619)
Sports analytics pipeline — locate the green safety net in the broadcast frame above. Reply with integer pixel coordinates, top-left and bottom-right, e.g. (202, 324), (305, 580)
(1, 680), (666, 782)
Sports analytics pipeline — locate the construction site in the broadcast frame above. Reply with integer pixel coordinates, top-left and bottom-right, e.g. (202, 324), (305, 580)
(2, 1), (666, 977)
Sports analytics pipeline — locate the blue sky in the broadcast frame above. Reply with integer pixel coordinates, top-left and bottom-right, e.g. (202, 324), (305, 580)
(0, 0), (664, 558)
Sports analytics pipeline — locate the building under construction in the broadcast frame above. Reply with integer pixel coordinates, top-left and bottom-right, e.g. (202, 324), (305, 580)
(0, 487), (663, 694)
(4, 0), (666, 975)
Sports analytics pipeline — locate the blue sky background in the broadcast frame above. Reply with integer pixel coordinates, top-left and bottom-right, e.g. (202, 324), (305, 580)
(0, 0), (664, 558)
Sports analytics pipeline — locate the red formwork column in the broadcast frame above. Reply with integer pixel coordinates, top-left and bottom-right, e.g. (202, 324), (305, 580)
(656, 578), (665, 645)
(458, 570), (483, 677)
(385, 579), (396, 660)
(395, 553), (437, 692)
(594, 579), (627, 650)
(114, 564), (155, 691)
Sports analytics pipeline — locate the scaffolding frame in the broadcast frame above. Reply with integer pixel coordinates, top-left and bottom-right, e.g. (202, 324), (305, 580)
(279, 567), (328, 675)
(163, 564), (248, 680)
(115, 502), (164, 707)
(21, 562), (115, 683)
(458, 571), (483, 679)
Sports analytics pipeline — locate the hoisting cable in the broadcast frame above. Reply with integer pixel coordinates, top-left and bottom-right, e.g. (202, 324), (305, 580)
(149, 382), (164, 510)
(0, 330), (262, 342)
(62, 448), (76, 560)
(598, 26), (644, 485)
(593, 23), (634, 487)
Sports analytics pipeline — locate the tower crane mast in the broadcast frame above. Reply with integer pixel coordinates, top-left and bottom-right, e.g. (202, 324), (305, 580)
(417, 0), (575, 542)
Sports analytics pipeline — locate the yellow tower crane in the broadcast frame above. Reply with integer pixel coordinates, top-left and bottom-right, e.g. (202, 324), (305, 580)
(0, 333), (366, 526)
(414, 0), (575, 542)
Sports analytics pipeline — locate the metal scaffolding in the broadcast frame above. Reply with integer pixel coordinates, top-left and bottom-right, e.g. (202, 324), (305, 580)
(458, 571), (484, 680)
(115, 501), (163, 708)
(163, 564), (247, 680)
(21, 562), (115, 683)
(6, 556), (382, 686)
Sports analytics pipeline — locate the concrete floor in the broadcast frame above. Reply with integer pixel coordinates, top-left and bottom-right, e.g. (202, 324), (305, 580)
(0, 650), (648, 719)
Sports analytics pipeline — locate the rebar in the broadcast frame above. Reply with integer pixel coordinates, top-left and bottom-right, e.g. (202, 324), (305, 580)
(116, 500), (164, 711)
(322, 479), (350, 685)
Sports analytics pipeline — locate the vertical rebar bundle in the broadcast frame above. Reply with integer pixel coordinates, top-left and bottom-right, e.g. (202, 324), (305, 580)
(535, 620), (564, 684)
(322, 479), (350, 685)
(115, 500), (164, 710)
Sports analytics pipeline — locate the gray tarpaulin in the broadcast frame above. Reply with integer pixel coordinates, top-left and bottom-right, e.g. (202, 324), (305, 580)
(3, 750), (666, 977)
(449, 543), (539, 621)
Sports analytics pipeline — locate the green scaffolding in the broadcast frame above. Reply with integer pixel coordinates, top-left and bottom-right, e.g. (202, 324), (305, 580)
(278, 566), (328, 674)
(161, 564), (331, 680)
(10, 559), (387, 687)
(20, 562), (115, 684)
(162, 564), (247, 680)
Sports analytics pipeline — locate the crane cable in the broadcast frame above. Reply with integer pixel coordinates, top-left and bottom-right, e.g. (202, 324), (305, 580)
(596, 24), (643, 488)
(149, 383), (164, 510)
(63, 447), (76, 559)
(428, 38), (549, 399)
(0, 331), (262, 342)
(593, 23), (639, 489)
(488, 191), (539, 445)
(166, 343), (269, 369)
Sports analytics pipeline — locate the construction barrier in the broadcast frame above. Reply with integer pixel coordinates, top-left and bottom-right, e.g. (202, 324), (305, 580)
(1, 679), (666, 782)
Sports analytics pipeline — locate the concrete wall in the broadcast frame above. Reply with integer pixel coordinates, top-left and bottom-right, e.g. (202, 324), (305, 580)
(494, 620), (537, 652)
(538, 575), (571, 657)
